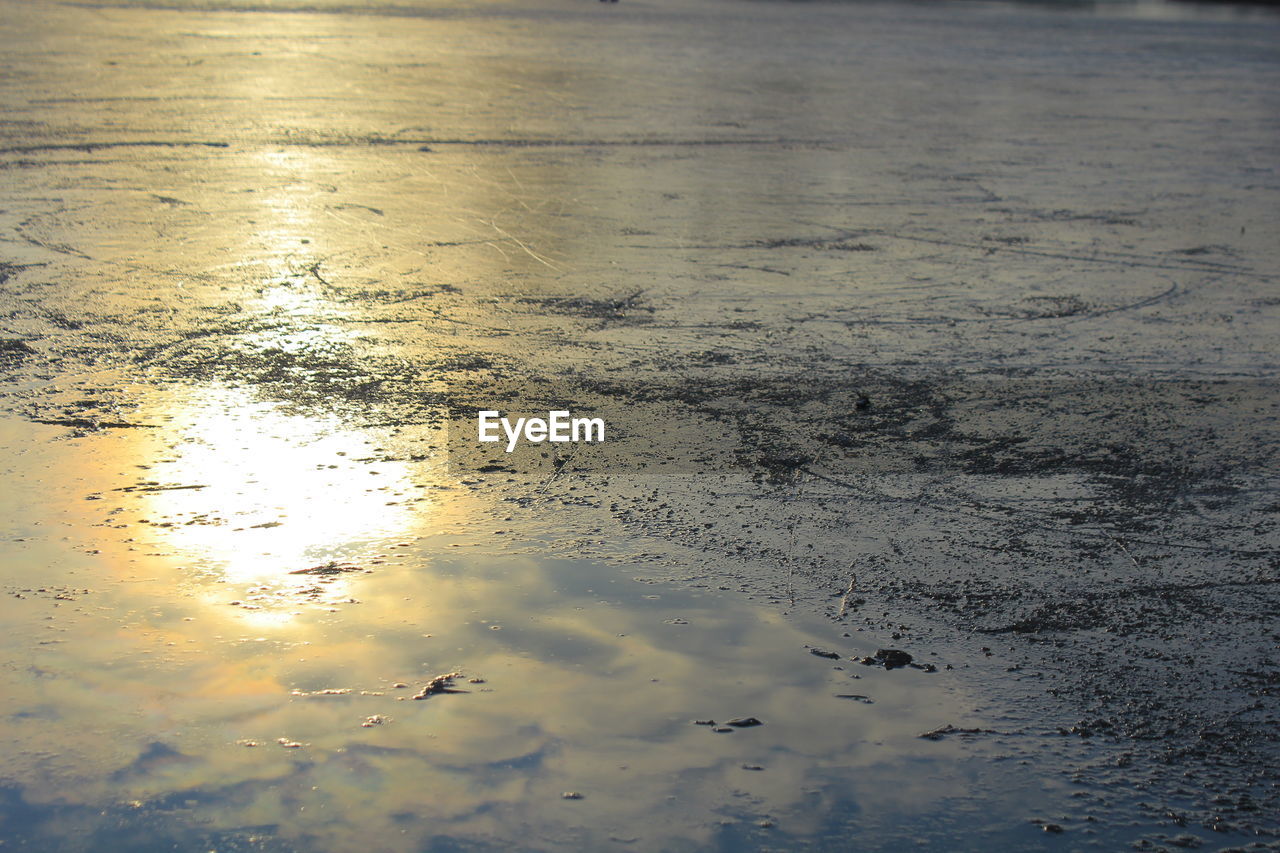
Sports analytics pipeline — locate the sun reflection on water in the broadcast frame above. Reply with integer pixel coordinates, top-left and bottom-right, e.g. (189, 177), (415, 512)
(135, 386), (424, 597)
(0, 407), (1019, 852)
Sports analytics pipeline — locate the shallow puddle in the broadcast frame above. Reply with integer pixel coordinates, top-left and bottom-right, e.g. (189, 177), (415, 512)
(0, 388), (1103, 851)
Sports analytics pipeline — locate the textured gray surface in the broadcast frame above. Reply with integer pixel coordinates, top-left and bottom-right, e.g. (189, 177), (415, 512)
(1, 0), (1278, 848)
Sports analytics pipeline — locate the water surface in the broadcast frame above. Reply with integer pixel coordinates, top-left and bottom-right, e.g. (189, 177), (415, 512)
(2, 392), (1092, 852)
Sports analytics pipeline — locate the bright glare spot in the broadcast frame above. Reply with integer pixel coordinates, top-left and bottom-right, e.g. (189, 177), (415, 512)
(138, 386), (421, 597)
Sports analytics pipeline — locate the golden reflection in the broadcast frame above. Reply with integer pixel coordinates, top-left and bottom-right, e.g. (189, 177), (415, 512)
(1, 425), (988, 853)
(135, 385), (421, 596)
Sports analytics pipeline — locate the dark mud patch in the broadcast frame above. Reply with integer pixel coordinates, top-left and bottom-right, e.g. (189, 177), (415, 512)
(152, 334), (422, 413)
(753, 237), (879, 252)
(31, 417), (156, 430)
(516, 289), (655, 323)
(334, 282), (461, 307)
(0, 338), (37, 361)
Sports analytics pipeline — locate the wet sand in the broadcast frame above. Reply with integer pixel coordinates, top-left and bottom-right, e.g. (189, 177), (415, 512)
(1, 0), (1279, 849)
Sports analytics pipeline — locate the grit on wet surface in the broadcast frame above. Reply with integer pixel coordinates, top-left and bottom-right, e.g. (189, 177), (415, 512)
(0, 404), (1084, 852)
(1, 0), (1279, 849)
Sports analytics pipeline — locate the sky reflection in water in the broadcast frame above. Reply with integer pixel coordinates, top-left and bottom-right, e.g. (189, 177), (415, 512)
(0, 389), (1058, 852)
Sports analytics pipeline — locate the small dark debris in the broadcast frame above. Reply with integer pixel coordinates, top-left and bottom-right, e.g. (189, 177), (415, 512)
(34, 417), (156, 430)
(412, 672), (466, 699)
(919, 724), (998, 740)
(861, 649), (912, 669)
(289, 560), (364, 576)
